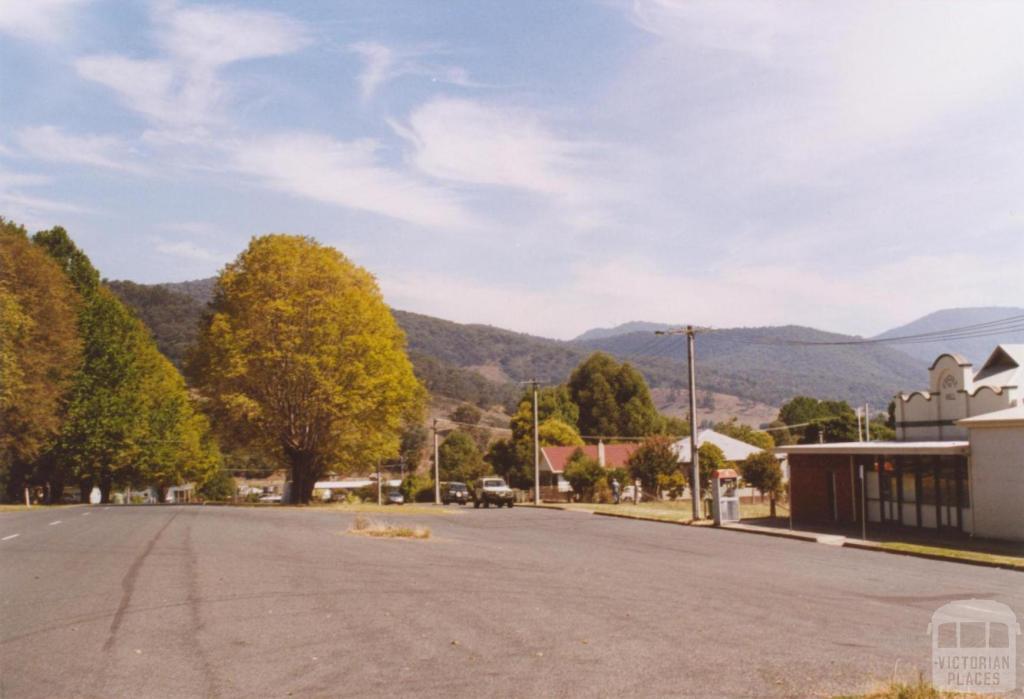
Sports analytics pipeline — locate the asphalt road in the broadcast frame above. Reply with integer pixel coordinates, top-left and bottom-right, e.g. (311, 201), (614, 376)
(1, 505), (1021, 698)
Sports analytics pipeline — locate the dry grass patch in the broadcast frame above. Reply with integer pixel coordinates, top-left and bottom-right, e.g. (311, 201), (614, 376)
(349, 515), (430, 539)
(835, 676), (979, 698)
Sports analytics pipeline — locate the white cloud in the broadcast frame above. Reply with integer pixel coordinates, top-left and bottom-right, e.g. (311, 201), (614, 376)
(396, 98), (590, 196)
(0, 0), (86, 43)
(350, 42), (475, 101)
(154, 3), (309, 68)
(228, 133), (473, 230)
(624, 0), (1024, 165)
(76, 2), (309, 127)
(0, 168), (93, 228)
(16, 125), (147, 174)
(154, 239), (226, 263)
(381, 249), (1023, 340)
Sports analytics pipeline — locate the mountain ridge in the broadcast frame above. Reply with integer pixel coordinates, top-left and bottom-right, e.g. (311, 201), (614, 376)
(107, 277), (959, 411)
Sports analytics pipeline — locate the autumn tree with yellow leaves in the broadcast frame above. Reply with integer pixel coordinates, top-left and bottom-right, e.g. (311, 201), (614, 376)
(190, 235), (425, 504)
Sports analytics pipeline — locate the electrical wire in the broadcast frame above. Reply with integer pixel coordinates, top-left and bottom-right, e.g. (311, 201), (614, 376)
(754, 314), (1024, 347)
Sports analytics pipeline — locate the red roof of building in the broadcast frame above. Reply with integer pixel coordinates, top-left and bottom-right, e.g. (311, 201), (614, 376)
(541, 443), (640, 474)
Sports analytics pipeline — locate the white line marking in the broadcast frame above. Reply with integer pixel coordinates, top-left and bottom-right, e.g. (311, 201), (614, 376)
(49, 520), (62, 526)
(82, 512), (90, 516)
(2, 534), (19, 541)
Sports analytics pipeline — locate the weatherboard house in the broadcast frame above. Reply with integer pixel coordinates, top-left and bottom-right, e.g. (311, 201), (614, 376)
(776, 345), (1024, 542)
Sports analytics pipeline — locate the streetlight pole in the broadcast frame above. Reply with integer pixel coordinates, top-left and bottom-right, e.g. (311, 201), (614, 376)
(657, 326), (709, 520)
(533, 381), (540, 505)
(433, 419), (441, 505)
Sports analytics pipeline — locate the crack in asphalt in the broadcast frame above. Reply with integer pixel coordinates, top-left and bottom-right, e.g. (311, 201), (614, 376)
(102, 512), (178, 652)
(183, 512), (220, 697)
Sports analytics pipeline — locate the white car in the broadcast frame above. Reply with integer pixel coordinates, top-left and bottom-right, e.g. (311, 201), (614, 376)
(258, 494), (282, 503)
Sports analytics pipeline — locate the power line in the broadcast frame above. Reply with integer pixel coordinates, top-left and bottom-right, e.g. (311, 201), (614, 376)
(755, 314), (1024, 347)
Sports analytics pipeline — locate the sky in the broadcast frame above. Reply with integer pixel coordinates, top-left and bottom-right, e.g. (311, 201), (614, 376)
(1, 0), (1022, 340)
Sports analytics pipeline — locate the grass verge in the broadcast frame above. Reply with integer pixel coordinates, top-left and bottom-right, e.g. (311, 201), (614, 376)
(547, 500), (787, 524)
(876, 541), (1024, 570)
(0, 504), (74, 513)
(348, 515), (431, 539)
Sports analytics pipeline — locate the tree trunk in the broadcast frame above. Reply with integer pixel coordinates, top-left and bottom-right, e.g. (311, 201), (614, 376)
(48, 479), (64, 504)
(156, 485), (168, 505)
(80, 477), (93, 504)
(287, 451), (318, 505)
(769, 494), (776, 519)
(99, 475), (112, 504)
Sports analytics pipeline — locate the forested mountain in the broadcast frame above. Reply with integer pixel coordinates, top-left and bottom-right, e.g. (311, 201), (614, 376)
(872, 307), (1024, 364)
(573, 321), (673, 342)
(110, 277), (936, 409)
(106, 281), (206, 368)
(109, 280), (521, 410)
(574, 326), (924, 407)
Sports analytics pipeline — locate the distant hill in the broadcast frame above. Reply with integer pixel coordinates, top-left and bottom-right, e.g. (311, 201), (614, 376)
(159, 278), (217, 305)
(873, 307), (1024, 364)
(574, 325), (925, 408)
(108, 279), (520, 411)
(107, 280), (205, 368)
(110, 277), (940, 412)
(574, 321), (673, 342)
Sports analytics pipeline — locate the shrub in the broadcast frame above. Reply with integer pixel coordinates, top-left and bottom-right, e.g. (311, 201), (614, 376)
(564, 449), (605, 502)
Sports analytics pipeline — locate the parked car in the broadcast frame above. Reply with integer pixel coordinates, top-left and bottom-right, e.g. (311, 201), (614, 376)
(386, 488), (405, 505)
(473, 477), (514, 508)
(258, 494), (282, 503)
(442, 481), (470, 505)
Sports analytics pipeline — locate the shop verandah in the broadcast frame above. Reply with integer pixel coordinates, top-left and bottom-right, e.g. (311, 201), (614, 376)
(778, 442), (974, 537)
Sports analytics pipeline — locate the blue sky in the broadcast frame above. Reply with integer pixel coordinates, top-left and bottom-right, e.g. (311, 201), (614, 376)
(2, 0), (1022, 339)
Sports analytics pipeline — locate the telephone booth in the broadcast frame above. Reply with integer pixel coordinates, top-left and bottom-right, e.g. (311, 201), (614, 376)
(711, 468), (740, 525)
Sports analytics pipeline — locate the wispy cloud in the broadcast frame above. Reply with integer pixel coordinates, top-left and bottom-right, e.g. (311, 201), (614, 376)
(75, 2), (310, 127)
(350, 42), (476, 101)
(228, 132), (474, 230)
(382, 248), (1018, 340)
(153, 238), (226, 263)
(16, 125), (147, 174)
(395, 98), (589, 196)
(0, 168), (93, 227)
(0, 0), (87, 43)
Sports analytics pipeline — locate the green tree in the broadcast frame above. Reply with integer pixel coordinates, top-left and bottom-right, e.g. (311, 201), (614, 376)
(656, 471), (687, 500)
(627, 435), (678, 494)
(485, 438), (527, 488)
(438, 430), (486, 484)
(55, 287), (156, 501)
(510, 385), (579, 443)
(399, 422), (428, 470)
(190, 235), (425, 503)
(778, 396), (856, 444)
(134, 347), (221, 501)
(563, 449), (604, 502)
(693, 442), (726, 501)
(32, 226), (221, 503)
(660, 415), (691, 437)
(715, 417), (774, 450)
(538, 418), (584, 448)
(197, 469), (235, 501)
(740, 450), (784, 518)
(568, 352), (662, 437)
(0, 220), (82, 501)
(450, 403), (482, 425)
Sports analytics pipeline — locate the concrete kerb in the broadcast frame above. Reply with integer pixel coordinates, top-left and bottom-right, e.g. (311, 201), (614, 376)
(841, 539), (1024, 572)
(525, 505), (1023, 572)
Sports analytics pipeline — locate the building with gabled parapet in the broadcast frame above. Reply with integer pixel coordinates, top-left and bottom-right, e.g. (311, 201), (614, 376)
(894, 345), (1023, 441)
(776, 345), (1023, 543)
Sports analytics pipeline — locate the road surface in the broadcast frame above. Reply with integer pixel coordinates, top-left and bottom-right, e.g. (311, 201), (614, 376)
(1, 505), (1021, 697)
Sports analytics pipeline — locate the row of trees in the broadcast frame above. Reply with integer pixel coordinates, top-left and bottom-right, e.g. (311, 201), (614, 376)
(0, 220), (220, 503)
